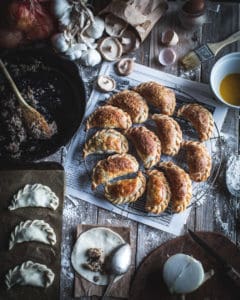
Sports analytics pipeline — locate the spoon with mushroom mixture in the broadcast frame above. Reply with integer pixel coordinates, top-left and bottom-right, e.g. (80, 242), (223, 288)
(101, 243), (131, 299)
(0, 59), (53, 139)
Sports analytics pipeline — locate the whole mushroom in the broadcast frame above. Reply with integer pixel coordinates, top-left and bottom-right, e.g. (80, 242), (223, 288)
(99, 37), (123, 61)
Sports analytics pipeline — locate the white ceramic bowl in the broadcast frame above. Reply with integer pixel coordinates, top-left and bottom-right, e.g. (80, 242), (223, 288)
(210, 52), (240, 109)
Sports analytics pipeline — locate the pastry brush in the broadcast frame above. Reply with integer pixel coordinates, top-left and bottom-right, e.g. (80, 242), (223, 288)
(181, 30), (240, 70)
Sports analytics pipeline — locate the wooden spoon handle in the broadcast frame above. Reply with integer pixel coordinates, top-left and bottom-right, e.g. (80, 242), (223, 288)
(101, 275), (116, 300)
(0, 58), (30, 109)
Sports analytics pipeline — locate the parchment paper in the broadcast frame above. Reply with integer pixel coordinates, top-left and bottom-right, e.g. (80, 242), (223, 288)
(0, 163), (64, 300)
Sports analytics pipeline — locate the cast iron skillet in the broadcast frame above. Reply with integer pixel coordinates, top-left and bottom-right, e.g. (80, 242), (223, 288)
(0, 48), (86, 162)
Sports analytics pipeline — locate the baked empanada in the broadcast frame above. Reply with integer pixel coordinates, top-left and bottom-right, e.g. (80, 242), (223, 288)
(92, 154), (139, 189)
(182, 141), (212, 182)
(107, 90), (149, 123)
(86, 105), (132, 131)
(126, 126), (161, 168)
(159, 161), (192, 213)
(104, 171), (146, 204)
(152, 114), (182, 156)
(177, 104), (214, 141)
(133, 81), (176, 115)
(83, 129), (128, 158)
(145, 170), (171, 214)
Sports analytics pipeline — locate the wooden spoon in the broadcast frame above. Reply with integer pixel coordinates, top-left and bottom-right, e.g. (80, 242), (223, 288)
(0, 58), (53, 139)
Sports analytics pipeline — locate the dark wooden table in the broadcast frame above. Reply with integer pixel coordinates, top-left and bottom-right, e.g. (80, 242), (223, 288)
(43, 1), (240, 299)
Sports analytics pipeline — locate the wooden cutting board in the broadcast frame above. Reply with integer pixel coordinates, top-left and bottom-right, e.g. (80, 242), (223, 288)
(130, 232), (240, 300)
(74, 224), (132, 299)
(0, 162), (64, 300)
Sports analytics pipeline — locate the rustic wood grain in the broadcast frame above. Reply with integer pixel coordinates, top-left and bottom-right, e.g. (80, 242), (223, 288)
(38, 2), (240, 299)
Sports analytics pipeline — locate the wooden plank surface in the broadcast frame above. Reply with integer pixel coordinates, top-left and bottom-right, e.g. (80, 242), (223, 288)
(38, 2), (240, 299)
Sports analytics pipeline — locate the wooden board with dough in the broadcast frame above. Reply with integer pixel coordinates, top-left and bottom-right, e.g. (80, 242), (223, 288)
(0, 162), (64, 300)
(130, 232), (240, 300)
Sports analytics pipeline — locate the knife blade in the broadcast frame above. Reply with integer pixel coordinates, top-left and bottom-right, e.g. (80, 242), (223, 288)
(188, 229), (240, 288)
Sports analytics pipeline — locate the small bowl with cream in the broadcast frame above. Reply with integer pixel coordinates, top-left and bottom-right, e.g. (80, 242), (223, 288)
(210, 52), (240, 109)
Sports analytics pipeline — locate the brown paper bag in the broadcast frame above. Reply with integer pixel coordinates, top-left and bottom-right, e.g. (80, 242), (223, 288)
(100, 0), (168, 42)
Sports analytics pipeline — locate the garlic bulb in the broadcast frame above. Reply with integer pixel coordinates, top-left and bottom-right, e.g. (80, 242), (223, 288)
(86, 17), (105, 39)
(51, 33), (69, 53)
(163, 253), (214, 294)
(59, 10), (71, 27)
(65, 43), (87, 61)
(81, 49), (102, 67)
(53, 0), (72, 19)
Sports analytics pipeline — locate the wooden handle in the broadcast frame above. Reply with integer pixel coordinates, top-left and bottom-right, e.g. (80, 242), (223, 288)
(101, 275), (116, 299)
(226, 265), (240, 288)
(208, 31), (240, 55)
(0, 58), (30, 109)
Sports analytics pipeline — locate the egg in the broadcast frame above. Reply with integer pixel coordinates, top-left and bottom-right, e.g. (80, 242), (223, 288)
(182, 0), (206, 15)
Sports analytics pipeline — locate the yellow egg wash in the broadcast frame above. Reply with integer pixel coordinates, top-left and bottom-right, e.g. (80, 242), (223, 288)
(219, 74), (240, 106)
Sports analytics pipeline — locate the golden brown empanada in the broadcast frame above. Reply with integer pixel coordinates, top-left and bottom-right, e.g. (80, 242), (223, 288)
(152, 114), (182, 156)
(133, 81), (176, 115)
(104, 171), (146, 204)
(159, 161), (192, 213)
(107, 90), (149, 123)
(182, 141), (212, 182)
(145, 170), (171, 214)
(92, 154), (139, 189)
(86, 105), (132, 131)
(177, 104), (214, 141)
(83, 129), (128, 158)
(126, 126), (161, 168)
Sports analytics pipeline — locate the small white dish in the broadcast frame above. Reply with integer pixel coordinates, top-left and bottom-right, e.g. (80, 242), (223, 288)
(210, 52), (240, 109)
(158, 48), (177, 66)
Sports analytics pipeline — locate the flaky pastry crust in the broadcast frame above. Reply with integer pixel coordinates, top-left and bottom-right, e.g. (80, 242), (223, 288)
(177, 103), (214, 141)
(107, 90), (149, 123)
(182, 140), (212, 182)
(159, 161), (192, 213)
(133, 81), (176, 115)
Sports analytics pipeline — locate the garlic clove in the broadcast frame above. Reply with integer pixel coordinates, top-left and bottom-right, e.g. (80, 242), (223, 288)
(163, 253), (213, 294)
(86, 16), (105, 39)
(97, 75), (116, 92)
(158, 48), (177, 66)
(52, 0), (72, 19)
(99, 37), (123, 62)
(115, 58), (134, 76)
(51, 33), (69, 53)
(161, 30), (179, 46)
(59, 10), (71, 27)
(105, 14), (128, 37)
(65, 44), (86, 61)
(81, 49), (102, 67)
(120, 30), (140, 54)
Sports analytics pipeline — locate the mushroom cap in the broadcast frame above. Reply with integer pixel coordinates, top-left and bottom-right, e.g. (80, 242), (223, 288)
(105, 14), (128, 37)
(120, 30), (140, 54)
(115, 58), (134, 76)
(99, 37), (123, 61)
(97, 75), (116, 92)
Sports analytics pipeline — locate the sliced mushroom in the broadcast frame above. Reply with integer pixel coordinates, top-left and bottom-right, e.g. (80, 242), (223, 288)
(105, 14), (128, 37)
(120, 30), (140, 54)
(116, 58), (134, 76)
(99, 37), (123, 61)
(97, 75), (116, 92)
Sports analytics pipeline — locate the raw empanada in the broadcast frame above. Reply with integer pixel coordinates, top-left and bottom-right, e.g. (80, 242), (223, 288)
(83, 129), (128, 158)
(126, 126), (161, 168)
(182, 141), (212, 182)
(152, 114), (182, 156)
(145, 170), (171, 214)
(159, 161), (192, 213)
(5, 261), (55, 289)
(9, 220), (56, 250)
(92, 154), (139, 189)
(177, 104), (214, 141)
(107, 90), (149, 123)
(86, 105), (132, 130)
(8, 184), (59, 210)
(104, 171), (146, 204)
(133, 81), (176, 115)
